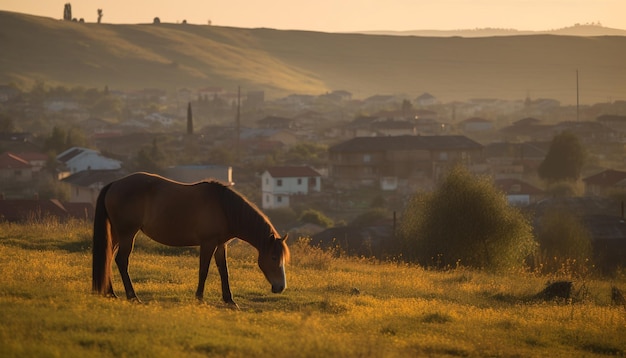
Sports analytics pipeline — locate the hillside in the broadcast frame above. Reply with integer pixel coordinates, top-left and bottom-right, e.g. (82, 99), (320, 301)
(1, 11), (626, 104)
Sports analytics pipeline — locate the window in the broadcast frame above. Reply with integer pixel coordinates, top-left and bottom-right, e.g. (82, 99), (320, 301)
(277, 196), (282, 203)
(438, 152), (448, 161)
(297, 178), (302, 185)
(363, 154), (371, 163)
(277, 179), (283, 186)
(309, 177), (317, 187)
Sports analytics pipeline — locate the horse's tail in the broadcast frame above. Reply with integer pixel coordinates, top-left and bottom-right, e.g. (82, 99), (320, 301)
(92, 182), (113, 295)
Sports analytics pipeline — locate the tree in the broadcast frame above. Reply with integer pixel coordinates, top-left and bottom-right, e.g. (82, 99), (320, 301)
(187, 102), (194, 135)
(63, 3), (72, 21)
(97, 9), (103, 24)
(133, 138), (166, 172)
(399, 166), (535, 271)
(153, 17), (161, 24)
(538, 131), (586, 183)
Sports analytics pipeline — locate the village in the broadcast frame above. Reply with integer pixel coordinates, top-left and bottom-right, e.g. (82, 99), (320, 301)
(1, 84), (625, 265)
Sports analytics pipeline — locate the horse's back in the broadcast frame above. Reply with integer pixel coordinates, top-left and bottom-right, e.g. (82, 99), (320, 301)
(105, 172), (228, 246)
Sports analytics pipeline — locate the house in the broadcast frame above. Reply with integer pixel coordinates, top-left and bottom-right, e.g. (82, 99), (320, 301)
(370, 118), (416, 136)
(13, 152), (48, 174)
(261, 166), (322, 209)
(257, 116), (295, 129)
(57, 147), (122, 174)
(460, 117), (494, 133)
(415, 92), (437, 106)
(61, 169), (126, 205)
(328, 135), (483, 191)
(494, 178), (545, 206)
(583, 169), (626, 196)
(597, 114), (626, 134)
(161, 165), (232, 185)
(0, 152), (33, 182)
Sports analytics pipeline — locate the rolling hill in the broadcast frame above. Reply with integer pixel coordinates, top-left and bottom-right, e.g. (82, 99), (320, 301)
(1, 11), (625, 104)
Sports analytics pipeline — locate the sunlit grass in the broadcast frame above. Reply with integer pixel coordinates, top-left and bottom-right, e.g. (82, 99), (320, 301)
(0, 220), (625, 357)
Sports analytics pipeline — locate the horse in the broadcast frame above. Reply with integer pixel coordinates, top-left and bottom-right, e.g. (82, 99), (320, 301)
(92, 172), (289, 307)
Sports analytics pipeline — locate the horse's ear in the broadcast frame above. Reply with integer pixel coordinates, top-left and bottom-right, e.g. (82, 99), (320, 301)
(281, 234), (288, 242)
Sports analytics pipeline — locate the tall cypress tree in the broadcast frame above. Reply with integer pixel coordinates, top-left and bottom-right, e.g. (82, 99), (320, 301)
(186, 102), (194, 135)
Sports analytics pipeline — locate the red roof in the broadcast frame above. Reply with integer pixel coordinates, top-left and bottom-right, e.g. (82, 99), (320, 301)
(0, 152), (31, 169)
(583, 169), (626, 186)
(266, 166), (321, 178)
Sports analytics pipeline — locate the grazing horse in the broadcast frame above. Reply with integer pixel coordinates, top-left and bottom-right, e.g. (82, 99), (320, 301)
(92, 172), (289, 306)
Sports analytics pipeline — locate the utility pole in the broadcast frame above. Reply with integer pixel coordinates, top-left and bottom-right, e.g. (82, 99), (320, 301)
(576, 69), (580, 122)
(236, 86), (241, 162)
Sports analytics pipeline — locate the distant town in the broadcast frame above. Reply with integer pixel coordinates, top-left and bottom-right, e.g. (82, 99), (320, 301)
(1, 83), (625, 258)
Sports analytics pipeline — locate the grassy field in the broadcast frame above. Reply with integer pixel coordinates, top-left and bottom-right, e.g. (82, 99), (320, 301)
(0, 219), (625, 357)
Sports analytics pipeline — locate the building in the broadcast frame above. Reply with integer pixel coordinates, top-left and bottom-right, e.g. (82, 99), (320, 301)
(261, 166), (322, 209)
(494, 178), (545, 206)
(57, 147), (122, 175)
(61, 169), (126, 205)
(328, 135), (483, 190)
(583, 169), (626, 196)
(0, 152), (33, 182)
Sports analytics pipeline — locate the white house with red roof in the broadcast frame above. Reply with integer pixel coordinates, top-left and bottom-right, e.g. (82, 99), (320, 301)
(261, 166), (322, 209)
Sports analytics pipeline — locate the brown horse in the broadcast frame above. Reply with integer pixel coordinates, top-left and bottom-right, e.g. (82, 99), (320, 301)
(92, 172), (289, 307)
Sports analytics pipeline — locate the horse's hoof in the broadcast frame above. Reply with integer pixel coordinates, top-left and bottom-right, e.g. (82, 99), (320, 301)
(226, 301), (240, 310)
(128, 297), (142, 304)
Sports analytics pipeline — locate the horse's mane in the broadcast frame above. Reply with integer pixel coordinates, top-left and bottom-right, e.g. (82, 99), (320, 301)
(209, 181), (279, 240)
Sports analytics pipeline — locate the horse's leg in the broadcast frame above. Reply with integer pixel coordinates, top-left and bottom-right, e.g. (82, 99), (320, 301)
(107, 242), (119, 298)
(196, 241), (217, 301)
(214, 243), (238, 308)
(115, 230), (139, 301)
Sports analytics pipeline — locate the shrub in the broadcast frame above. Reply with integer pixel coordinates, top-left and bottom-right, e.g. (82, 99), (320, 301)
(399, 166), (536, 271)
(533, 208), (593, 275)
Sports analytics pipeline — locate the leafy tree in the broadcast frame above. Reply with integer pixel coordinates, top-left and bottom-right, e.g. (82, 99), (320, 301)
(538, 131), (586, 183)
(285, 143), (327, 166)
(97, 9), (103, 24)
(132, 138), (166, 172)
(44, 126), (89, 154)
(399, 166), (535, 271)
(0, 114), (14, 132)
(298, 209), (334, 228)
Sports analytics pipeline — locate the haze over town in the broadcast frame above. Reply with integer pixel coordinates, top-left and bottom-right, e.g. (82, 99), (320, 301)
(1, 0), (624, 32)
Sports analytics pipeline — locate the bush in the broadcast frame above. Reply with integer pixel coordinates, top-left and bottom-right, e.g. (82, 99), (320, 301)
(533, 208), (593, 275)
(399, 166), (536, 271)
(298, 209), (334, 228)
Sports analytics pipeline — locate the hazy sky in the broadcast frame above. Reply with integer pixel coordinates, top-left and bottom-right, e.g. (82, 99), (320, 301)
(0, 0), (623, 32)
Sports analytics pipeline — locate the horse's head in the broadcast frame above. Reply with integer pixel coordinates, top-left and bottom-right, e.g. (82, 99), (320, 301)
(258, 234), (289, 293)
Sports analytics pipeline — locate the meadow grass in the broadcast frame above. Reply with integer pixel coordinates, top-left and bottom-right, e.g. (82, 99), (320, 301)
(0, 220), (625, 357)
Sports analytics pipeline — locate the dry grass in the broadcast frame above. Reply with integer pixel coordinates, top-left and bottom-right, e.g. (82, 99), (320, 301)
(0, 220), (625, 357)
